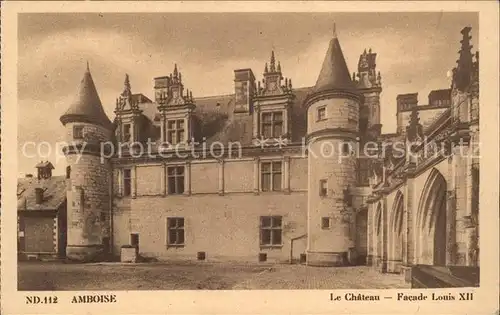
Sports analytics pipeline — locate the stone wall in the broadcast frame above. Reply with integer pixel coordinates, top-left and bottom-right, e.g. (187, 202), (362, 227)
(111, 156), (309, 262)
(112, 193), (307, 262)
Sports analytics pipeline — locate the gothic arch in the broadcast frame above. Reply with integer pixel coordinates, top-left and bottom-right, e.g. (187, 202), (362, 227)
(416, 168), (447, 265)
(388, 191), (404, 271)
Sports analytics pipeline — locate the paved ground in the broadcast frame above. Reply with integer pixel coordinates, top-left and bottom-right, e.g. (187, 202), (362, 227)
(18, 261), (409, 290)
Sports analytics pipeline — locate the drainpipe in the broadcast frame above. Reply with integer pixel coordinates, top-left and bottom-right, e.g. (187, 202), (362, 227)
(290, 234), (307, 264)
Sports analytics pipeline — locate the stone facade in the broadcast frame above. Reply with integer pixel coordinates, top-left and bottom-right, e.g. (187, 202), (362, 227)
(50, 26), (479, 272)
(366, 27), (480, 275)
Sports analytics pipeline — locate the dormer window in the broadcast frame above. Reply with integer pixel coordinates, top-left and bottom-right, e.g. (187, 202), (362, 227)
(167, 119), (185, 145)
(261, 112), (283, 138)
(252, 51), (293, 145)
(317, 107), (326, 121)
(73, 125), (84, 139)
(123, 124), (131, 142)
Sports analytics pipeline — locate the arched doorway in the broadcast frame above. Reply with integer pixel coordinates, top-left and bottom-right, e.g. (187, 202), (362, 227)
(416, 169), (447, 265)
(389, 192), (404, 271)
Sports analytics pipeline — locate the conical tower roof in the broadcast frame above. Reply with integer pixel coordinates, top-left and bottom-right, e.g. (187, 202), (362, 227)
(60, 63), (113, 129)
(314, 25), (355, 93)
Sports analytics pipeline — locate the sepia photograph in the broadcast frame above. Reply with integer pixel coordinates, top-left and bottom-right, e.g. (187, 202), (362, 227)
(14, 10), (482, 291)
(1, 2), (499, 315)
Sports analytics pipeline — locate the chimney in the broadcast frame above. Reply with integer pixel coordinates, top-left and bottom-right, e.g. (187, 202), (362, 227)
(35, 188), (44, 204)
(35, 161), (54, 179)
(233, 69), (256, 114)
(66, 166), (71, 179)
(396, 93), (418, 112)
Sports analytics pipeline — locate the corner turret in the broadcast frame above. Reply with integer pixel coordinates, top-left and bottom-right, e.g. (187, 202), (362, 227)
(304, 24), (360, 267)
(60, 63), (113, 262)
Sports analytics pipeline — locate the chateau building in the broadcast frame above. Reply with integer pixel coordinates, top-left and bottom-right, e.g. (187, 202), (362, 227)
(17, 26), (479, 272)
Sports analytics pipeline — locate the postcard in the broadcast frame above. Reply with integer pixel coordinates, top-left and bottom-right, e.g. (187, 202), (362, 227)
(1, 1), (499, 314)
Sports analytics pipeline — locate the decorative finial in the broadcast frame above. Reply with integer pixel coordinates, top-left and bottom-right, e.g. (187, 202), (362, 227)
(173, 63), (178, 78)
(264, 62), (268, 73)
(288, 78), (292, 89)
(332, 22), (337, 38)
(369, 48), (372, 54)
(270, 51), (276, 72)
(123, 74), (131, 95)
(277, 61), (281, 72)
(86, 61), (90, 72)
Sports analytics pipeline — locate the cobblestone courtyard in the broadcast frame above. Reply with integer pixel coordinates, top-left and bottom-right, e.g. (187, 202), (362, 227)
(18, 261), (409, 290)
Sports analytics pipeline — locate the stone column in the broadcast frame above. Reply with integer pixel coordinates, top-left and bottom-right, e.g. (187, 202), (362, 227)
(183, 117), (188, 143)
(160, 114), (166, 143)
(161, 163), (166, 197)
(253, 157), (259, 195)
(446, 154), (457, 265)
(131, 118), (137, 142)
(118, 169), (123, 196)
(132, 166), (137, 199)
(253, 107), (259, 138)
(464, 143), (477, 266)
(366, 202), (374, 266)
(380, 196), (388, 273)
(404, 166), (416, 266)
(451, 134), (472, 265)
(283, 156), (290, 194)
(218, 159), (224, 196)
(184, 162), (191, 196)
(283, 109), (288, 137)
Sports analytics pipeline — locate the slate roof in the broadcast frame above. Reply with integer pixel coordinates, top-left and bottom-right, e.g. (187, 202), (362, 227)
(137, 86), (313, 145)
(17, 176), (67, 212)
(313, 30), (356, 93)
(60, 64), (113, 129)
(35, 161), (54, 169)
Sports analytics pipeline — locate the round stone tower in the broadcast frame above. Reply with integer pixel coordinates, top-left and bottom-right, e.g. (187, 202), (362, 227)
(60, 63), (114, 261)
(305, 26), (360, 266)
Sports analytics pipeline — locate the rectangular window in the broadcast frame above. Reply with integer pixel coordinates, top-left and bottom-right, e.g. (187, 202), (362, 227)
(261, 112), (283, 138)
(73, 125), (84, 139)
(123, 169), (132, 197)
(167, 119), (185, 145)
(260, 216), (282, 246)
(342, 142), (351, 155)
(321, 217), (331, 229)
(261, 161), (282, 192)
(123, 124), (131, 142)
(167, 166), (185, 194)
(167, 217), (185, 246)
(317, 107), (326, 121)
(319, 179), (327, 196)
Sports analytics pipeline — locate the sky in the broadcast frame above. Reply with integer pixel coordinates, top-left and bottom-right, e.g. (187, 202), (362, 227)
(17, 12), (478, 176)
